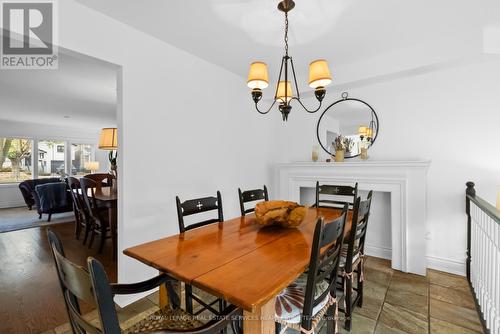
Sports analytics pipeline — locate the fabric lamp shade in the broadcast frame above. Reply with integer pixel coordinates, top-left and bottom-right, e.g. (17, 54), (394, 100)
(84, 161), (100, 172)
(247, 62), (269, 89)
(276, 81), (293, 103)
(358, 126), (368, 136)
(99, 128), (118, 150)
(497, 188), (500, 210)
(308, 59), (332, 89)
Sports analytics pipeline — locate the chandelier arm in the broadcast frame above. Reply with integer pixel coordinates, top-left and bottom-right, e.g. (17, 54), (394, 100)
(255, 99), (278, 115)
(290, 97), (322, 113)
(289, 57), (301, 99)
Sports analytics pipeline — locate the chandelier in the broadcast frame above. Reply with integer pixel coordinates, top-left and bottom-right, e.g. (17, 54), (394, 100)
(246, 0), (332, 121)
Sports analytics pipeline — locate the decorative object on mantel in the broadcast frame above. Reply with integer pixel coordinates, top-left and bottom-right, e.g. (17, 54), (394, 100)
(312, 145), (319, 162)
(246, 0), (332, 121)
(317, 92), (379, 159)
(98, 127), (118, 193)
(255, 200), (307, 228)
(332, 135), (353, 162)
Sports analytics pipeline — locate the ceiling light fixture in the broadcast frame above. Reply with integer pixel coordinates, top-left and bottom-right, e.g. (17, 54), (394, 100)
(247, 0), (332, 121)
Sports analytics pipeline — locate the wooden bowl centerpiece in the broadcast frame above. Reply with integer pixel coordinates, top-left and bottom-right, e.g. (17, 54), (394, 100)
(254, 200), (307, 228)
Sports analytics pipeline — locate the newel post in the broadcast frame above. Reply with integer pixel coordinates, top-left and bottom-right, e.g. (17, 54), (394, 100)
(465, 181), (475, 280)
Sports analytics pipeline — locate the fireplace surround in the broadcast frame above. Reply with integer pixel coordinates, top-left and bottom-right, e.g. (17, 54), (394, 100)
(275, 160), (430, 275)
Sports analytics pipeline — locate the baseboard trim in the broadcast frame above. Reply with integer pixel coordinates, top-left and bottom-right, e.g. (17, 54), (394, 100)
(365, 244), (392, 260)
(426, 255), (466, 276)
(0, 200), (26, 209)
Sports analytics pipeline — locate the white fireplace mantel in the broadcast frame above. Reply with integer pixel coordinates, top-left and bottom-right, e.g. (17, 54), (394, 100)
(275, 160), (431, 275)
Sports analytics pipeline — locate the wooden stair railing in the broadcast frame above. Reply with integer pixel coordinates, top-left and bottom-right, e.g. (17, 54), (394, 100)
(465, 182), (500, 334)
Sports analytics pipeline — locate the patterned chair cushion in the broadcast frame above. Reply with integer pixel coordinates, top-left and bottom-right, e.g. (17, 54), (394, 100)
(275, 273), (330, 324)
(339, 245), (360, 268)
(123, 308), (204, 334)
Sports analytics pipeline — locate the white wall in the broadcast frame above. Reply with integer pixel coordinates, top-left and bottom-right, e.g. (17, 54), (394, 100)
(272, 58), (500, 275)
(57, 0), (275, 305)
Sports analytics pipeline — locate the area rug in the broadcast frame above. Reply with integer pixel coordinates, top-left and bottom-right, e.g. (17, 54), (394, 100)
(0, 207), (75, 233)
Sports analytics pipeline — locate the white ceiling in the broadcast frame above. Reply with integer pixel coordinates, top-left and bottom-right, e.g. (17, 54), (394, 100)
(0, 49), (118, 129)
(77, 0), (499, 84)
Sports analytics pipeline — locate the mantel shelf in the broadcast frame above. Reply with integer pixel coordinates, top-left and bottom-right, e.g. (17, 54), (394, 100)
(276, 160), (431, 168)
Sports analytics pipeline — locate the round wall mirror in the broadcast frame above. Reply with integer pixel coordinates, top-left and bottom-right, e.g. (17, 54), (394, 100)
(316, 93), (379, 158)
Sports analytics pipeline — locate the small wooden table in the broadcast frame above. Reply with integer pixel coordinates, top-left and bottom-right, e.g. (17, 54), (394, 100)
(124, 207), (350, 333)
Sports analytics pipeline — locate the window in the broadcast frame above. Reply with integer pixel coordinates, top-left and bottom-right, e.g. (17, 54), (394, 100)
(38, 140), (65, 178)
(71, 143), (95, 176)
(0, 137), (32, 183)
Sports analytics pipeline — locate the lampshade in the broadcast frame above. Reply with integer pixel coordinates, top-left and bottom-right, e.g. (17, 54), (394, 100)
(99, 128), (118, 150)
(276, 81), (293, 103)
(496, 188), (500, 210)
(308, 59), (332, 89)
(84, 161), (100, 172)
(247, 62), (269, 89)
(358, 126), (368, 136)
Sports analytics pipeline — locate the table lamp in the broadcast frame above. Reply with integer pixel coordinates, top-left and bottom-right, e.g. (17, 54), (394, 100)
(84, 161), (100, 174)
(496, 188), (500, 210)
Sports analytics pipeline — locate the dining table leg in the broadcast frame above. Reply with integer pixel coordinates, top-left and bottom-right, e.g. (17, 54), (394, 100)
(243, 298), (276, 334)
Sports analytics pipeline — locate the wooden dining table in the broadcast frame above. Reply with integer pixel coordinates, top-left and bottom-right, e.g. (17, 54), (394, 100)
(124, 207), (352, 334)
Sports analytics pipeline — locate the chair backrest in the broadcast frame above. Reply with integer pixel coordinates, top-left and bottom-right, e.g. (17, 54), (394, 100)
(176, 191), (224, 233)
(238, 185), (269, 216)
(301, 205), (348, 331)
(79, 177), (103, 223)
(343, 191), (373, 272)
(68, 177), (87, 220)
(84, 173), (113, 193)
(47, 229), (102, 334)
(315, 181), (358, 210)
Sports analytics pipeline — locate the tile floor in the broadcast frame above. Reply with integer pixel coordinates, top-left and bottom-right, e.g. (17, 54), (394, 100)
(43, 256), (485, 334)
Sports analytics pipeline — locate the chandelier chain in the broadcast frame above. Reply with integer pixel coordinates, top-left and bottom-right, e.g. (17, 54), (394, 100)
(284, 11), (289, 56)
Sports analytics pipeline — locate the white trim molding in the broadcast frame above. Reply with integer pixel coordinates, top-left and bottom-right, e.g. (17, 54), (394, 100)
(426, 255), (466, 276)
(276, 160), (431, 276)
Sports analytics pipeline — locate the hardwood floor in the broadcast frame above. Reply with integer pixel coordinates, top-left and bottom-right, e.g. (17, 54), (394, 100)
(0, 222), (116, 334)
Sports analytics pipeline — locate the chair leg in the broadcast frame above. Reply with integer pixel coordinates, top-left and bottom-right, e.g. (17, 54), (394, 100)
(275, 322), (282, 334)
(326, 304), (335, 334)
(88, 223), (96, 249)
(185, 284), (193, 314)
(47, 213), (52, 222)
(83, 221), (91, 245)
(75, 213), (81, 240)
(357, 262), (364, 307)
(39, 213), (42, 219)
(344, 274), (352, 331)
(98, 222), (107, 254)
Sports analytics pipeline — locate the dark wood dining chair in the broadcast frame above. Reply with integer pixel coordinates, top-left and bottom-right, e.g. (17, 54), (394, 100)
(83, 173), (114, 192)
(80, 177), (111, 253)
(67, 177), (91, 244)
(238, 185), (269, 216)
(338, 191), (373, 331)
(176, 191), (224, 233)
(175, 191), (226, 318)
(315, 181), (358, 210)
(275, 205), (348, 334)
(46, 228), (242, 334)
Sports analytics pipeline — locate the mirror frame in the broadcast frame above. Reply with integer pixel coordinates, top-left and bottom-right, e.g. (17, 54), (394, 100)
(316, 94), (379, 159)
